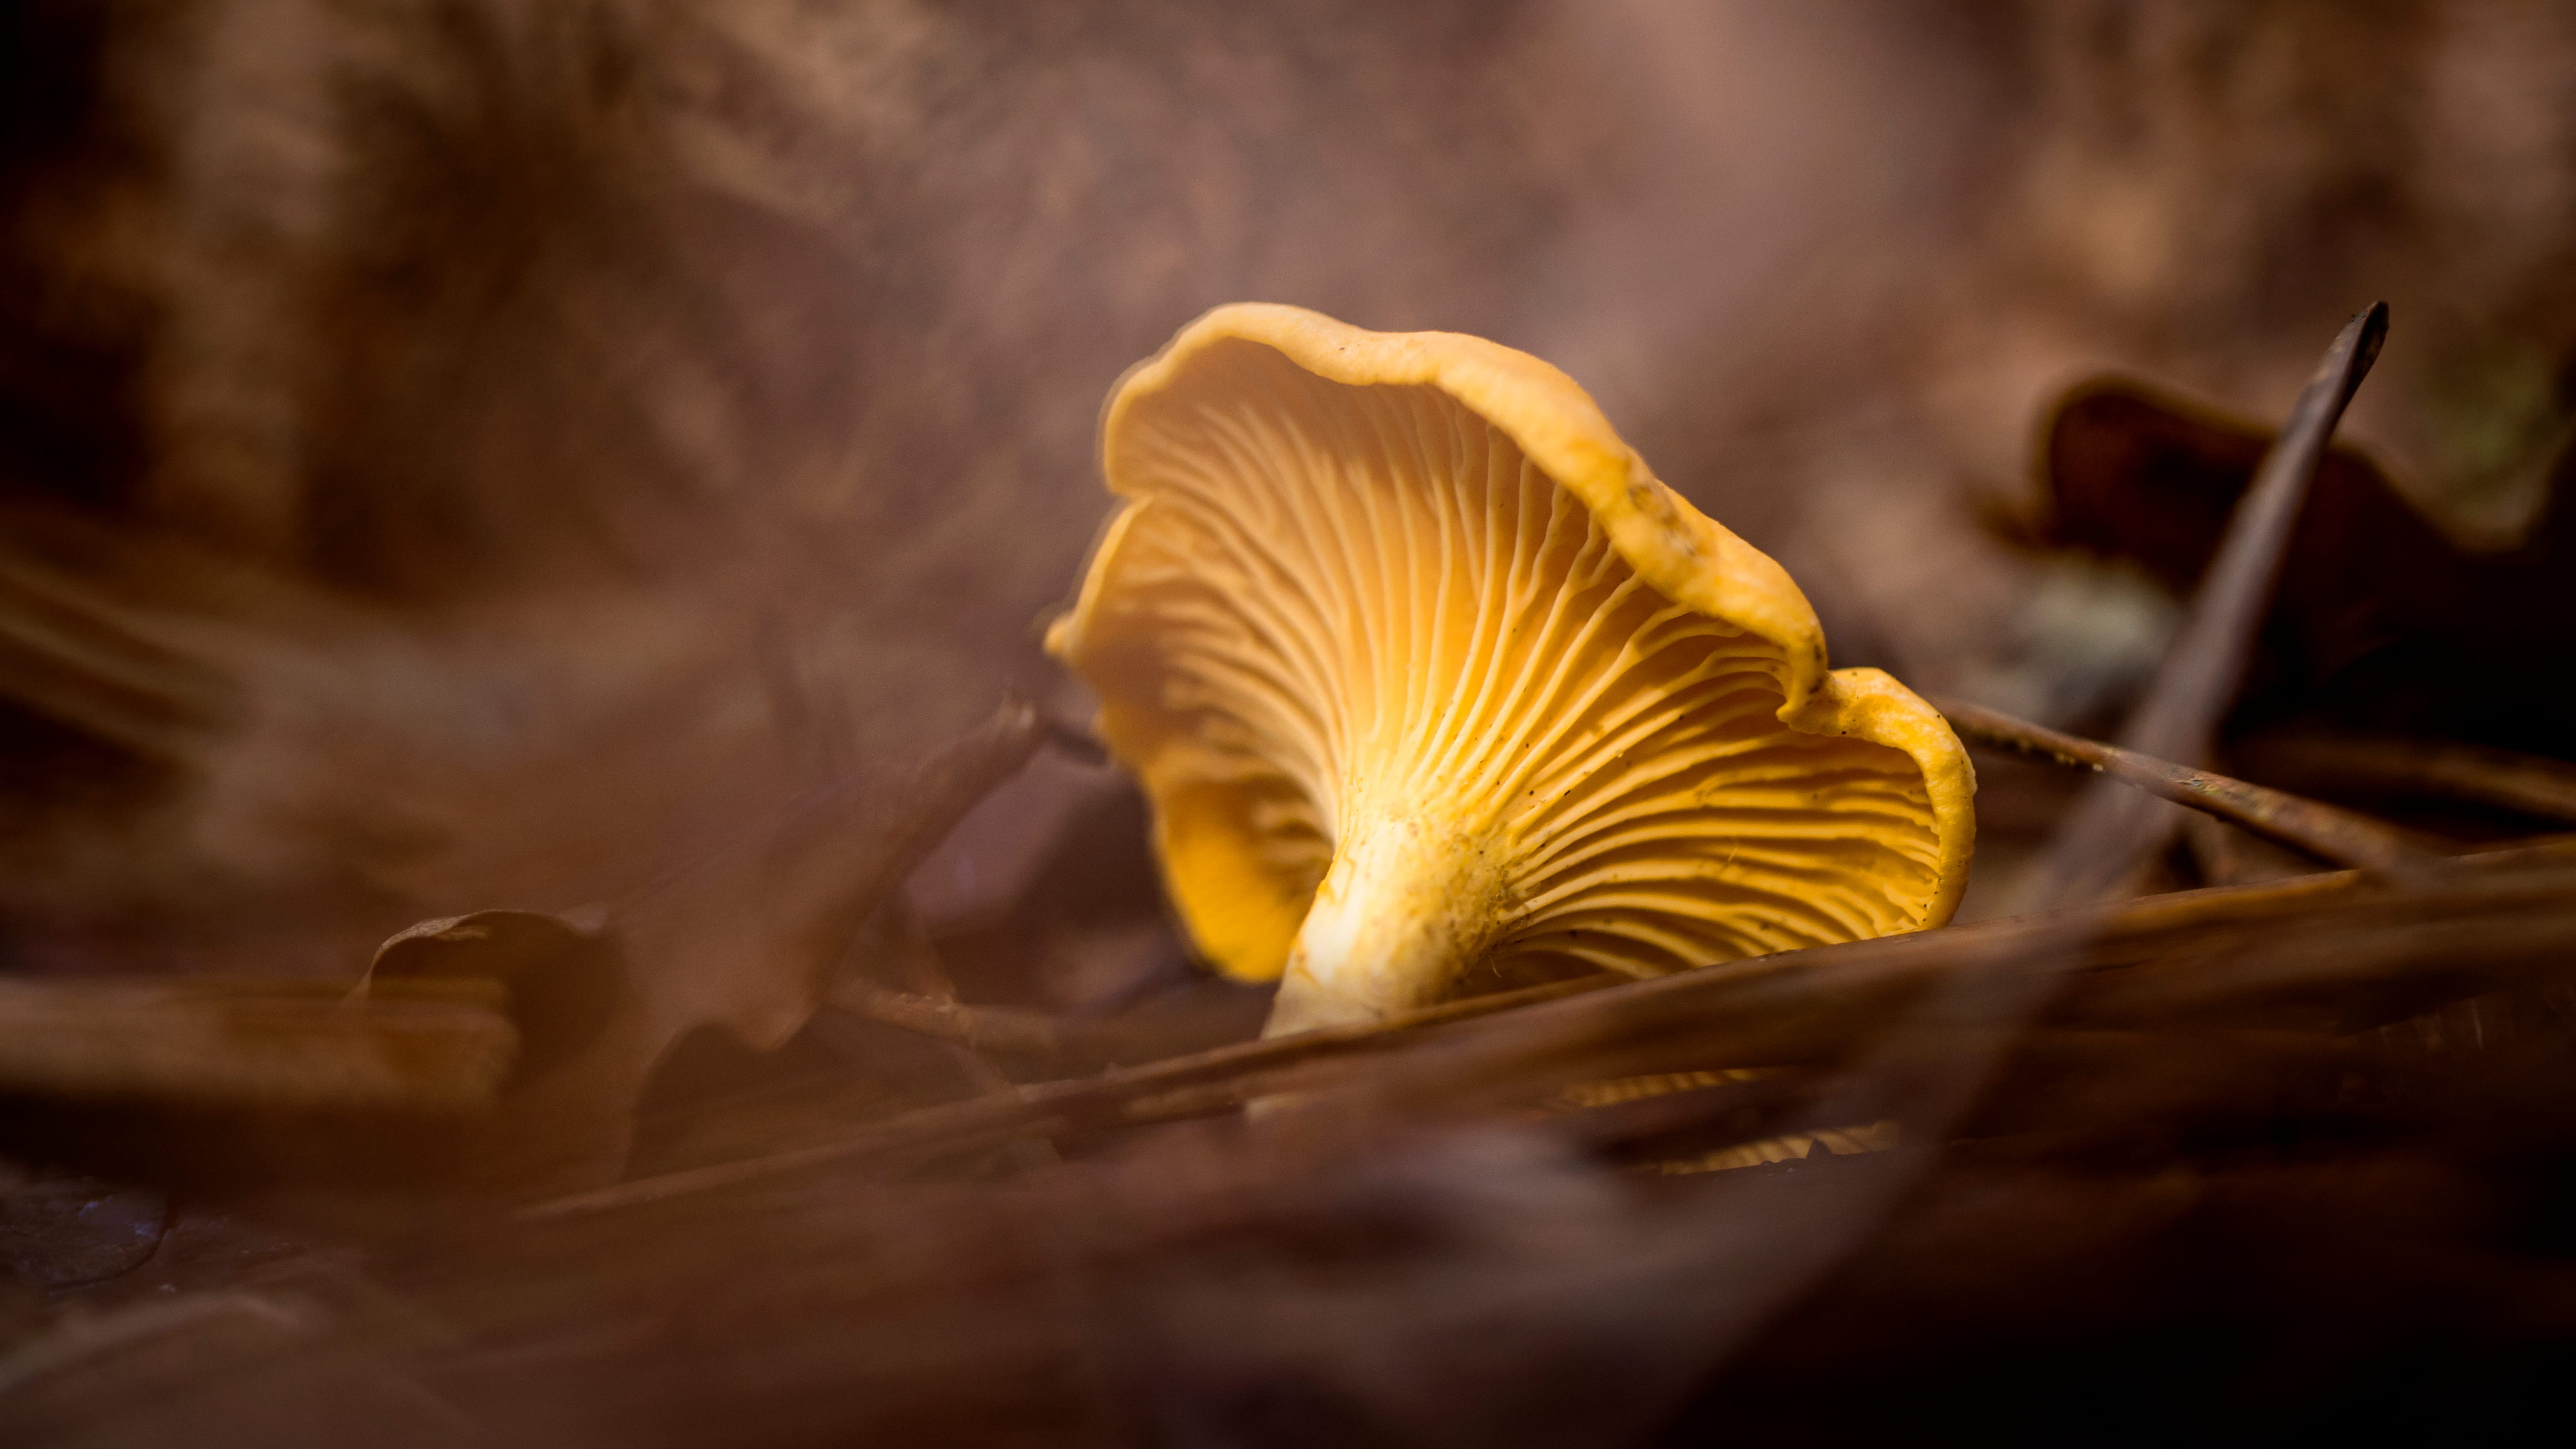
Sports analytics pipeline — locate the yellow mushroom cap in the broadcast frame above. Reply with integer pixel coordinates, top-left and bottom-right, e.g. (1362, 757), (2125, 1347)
(1048, 303), (1975, 1035)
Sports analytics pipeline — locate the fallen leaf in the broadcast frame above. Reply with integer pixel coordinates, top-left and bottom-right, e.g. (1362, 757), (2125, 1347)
(364, 698), (1046, 1191)
(2040, 379), (2576, 757)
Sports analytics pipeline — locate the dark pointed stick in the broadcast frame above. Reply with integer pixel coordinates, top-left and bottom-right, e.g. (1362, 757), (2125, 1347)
(2016, 303), (2389, 910)
(1748, 304), (2397, 1303)
(1930, 694), (2428, 870)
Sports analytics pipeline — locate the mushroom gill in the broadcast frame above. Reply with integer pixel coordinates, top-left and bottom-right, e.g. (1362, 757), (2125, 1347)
(1048, 304), (1975, 1035)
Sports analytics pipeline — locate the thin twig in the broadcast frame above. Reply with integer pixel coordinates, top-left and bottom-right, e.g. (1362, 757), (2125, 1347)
(829, 979), (1084, 1061)
(1931, 694), (2427, 870)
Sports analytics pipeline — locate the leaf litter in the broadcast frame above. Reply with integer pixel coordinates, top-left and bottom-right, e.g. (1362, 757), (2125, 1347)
(8, 307), (2576, 1445)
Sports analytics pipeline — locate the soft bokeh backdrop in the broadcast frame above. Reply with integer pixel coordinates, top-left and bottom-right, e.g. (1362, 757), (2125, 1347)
(5, 0), (2574, 972)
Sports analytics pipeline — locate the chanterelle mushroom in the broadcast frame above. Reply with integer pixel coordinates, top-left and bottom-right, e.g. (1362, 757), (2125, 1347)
(1048, 304), (1975, 1036)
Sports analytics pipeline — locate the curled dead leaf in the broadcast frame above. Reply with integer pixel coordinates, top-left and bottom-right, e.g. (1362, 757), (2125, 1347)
(360, 697), (1048, 1192)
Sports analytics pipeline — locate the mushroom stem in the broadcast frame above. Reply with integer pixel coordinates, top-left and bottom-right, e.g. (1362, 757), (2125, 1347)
(1266, 812), (1505, 1035)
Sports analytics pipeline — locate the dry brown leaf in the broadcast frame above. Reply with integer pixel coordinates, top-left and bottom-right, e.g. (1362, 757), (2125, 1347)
(360, 699), (1045, 1191)
(2041, 378), (2576, 758)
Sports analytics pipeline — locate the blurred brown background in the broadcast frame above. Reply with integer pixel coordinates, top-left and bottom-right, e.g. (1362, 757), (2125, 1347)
(6, 0), (2574, 981)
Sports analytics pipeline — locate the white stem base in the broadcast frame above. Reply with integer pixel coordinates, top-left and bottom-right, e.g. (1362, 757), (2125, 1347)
(1261, 812), (1502, 1037)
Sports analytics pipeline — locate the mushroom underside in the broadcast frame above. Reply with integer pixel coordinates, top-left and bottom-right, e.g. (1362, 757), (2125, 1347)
(1069, 348), (1946, 1022)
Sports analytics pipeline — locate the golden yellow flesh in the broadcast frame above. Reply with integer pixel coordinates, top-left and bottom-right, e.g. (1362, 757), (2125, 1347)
(1051, 307), (1973, 1035)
